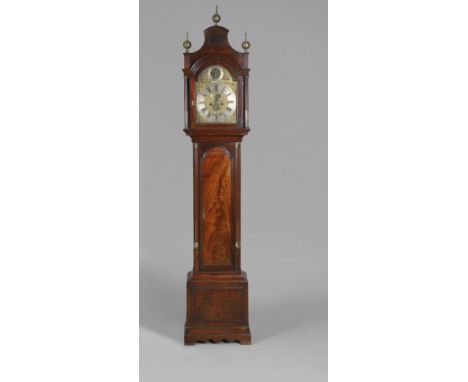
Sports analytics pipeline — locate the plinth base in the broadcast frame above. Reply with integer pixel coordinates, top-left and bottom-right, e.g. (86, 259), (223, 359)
(184, 325), (251, 345)
(184, 271), (251, 345)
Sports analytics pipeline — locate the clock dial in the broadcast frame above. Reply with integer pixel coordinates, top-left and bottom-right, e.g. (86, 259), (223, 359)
(209, 67), (222, 80)
(195, 66), (237, 124)
(196, 83), (236, 123)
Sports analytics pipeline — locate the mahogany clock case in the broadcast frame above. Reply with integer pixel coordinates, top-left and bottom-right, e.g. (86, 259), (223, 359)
(183, 24), (252, 345)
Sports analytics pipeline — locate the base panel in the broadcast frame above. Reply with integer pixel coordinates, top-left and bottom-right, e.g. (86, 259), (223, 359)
(185, 271), (251, 345)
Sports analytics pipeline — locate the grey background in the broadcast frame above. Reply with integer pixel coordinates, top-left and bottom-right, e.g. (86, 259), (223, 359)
(140, 0), (327, 381)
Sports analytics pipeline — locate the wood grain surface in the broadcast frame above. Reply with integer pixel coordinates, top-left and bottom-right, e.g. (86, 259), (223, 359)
(201, 147), (232, 266)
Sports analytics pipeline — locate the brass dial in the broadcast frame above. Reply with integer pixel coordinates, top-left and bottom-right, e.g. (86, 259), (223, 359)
(195, 66), (237, 124)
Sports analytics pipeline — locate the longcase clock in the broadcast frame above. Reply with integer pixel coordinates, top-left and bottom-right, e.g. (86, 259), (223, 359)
(182, 8), (252, 345)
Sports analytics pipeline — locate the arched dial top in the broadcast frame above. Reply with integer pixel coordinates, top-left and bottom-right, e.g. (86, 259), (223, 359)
(195, 65), (237, 124)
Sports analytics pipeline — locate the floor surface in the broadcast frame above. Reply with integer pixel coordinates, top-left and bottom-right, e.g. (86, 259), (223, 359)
(140, 263), (327, 382)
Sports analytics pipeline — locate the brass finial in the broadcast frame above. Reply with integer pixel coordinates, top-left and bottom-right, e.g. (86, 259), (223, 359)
(212, 5), (221, 25)
(242, 32), (251, 52)
(183, 31), (191, 52)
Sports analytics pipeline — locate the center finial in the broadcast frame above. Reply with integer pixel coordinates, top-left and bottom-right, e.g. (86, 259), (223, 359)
(212, 5), (221, 25)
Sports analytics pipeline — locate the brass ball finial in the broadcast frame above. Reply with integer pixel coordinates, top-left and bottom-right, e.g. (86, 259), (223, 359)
(212, 5), (221, 25)
(242, 32), (251, 52)
(183, 31), (191, 52)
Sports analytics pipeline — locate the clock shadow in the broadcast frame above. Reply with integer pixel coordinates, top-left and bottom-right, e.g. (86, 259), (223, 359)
(139, 265), (185, 343)
(140, 265), (328, 344)
(251, 294), (327, 343)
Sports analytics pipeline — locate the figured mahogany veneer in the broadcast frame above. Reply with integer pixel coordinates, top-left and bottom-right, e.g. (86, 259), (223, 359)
(201, 147), (233, 266)
(193, 287), (243, 321)
(183, 23), (251, 345)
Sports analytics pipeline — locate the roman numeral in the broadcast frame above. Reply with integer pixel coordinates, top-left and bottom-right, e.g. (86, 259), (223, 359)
(226, 107), (232, 112)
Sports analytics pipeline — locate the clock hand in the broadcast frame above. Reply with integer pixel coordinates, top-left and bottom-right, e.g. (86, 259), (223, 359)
(213, 93), (221, 109)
